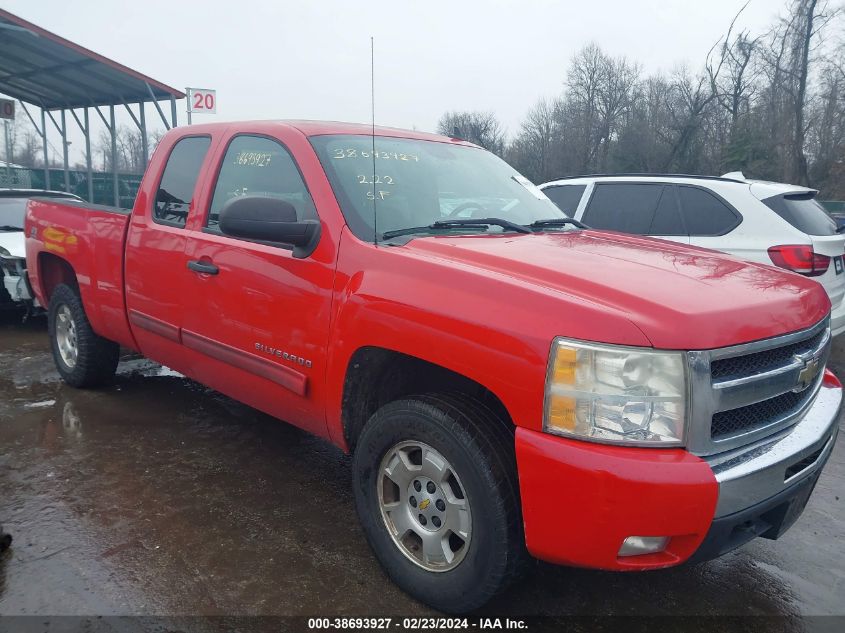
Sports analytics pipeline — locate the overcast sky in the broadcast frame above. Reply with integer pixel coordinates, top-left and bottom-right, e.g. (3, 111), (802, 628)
(3, 0), (786, 163)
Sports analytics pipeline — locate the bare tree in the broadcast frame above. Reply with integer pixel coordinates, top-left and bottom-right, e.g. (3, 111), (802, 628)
(565, 43), (605, 171)
(792, 0), (821, 184)
(436, 111), (506, 155)
(94, 126), (161, 173)
(507, 97), (560, 182)
(808, 61), (845, 194)
(707, 2), (760, 141)
(595, 54), (640, 170)
(436, 2), (845, 197)
(663, 68), (719, 171)
(612, 75), (675, 172)
(759, 0), (841, 184)
(20, 132), (41, 167)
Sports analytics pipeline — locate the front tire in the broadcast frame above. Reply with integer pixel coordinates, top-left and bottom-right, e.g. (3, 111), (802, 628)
(48, 284), (119, 388)
(352, 393), (525, 613)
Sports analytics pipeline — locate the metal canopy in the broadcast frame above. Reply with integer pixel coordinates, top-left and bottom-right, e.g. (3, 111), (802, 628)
(0, 9), (184, 109)
(0, 9), (185, 207)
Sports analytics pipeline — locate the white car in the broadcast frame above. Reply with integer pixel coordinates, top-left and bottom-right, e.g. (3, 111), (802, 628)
(539, 173), (845, 336)
(1, 189), (81, 309)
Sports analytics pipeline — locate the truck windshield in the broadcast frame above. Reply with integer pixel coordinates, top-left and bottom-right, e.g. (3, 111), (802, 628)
(310, 135), (565, 241)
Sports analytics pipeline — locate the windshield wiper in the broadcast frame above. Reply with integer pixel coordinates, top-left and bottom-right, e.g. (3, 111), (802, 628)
(436, 218), (531, 234)
(0, 225), (24, 231)
(381, 217), (531, 240)
(528, 218), (589, 230)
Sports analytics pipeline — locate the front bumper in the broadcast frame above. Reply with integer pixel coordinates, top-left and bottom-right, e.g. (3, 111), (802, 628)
(515, 371), (842, 570)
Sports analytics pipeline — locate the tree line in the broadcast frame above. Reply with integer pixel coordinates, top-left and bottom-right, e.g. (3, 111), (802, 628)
(438, 0), (845, 198)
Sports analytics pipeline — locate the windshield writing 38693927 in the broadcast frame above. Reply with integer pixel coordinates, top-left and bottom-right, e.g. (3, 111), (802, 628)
(311, 135), (564, 241)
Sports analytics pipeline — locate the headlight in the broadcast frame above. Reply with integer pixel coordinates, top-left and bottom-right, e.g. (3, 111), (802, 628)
(0, 246), (10, 257)
(544, 338), (687, 446)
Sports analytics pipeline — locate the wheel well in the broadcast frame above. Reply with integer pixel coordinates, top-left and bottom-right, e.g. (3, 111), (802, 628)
(37, 253), (78, 304)
(341, 347), (512, 450)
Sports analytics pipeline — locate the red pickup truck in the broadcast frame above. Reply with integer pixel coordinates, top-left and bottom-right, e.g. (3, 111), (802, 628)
(25, 121), (841, 612)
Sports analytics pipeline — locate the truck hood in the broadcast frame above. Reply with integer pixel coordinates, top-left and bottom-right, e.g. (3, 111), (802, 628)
(0, 231), (25, 259)
(402, 230), (830, 350)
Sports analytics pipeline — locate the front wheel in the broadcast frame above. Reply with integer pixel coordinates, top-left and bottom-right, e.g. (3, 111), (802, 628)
(48, 284), (119, 388)
(352, 394), (525, 613)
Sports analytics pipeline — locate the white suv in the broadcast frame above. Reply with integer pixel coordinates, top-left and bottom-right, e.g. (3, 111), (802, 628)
(539, 173), (845, 336)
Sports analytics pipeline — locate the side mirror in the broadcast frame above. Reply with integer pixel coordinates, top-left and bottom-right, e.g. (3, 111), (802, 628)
(218, 196), (320, 258)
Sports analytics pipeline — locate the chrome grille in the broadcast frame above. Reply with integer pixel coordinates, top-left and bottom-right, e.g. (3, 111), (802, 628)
(686, 318), (831, 456)
(710, 327), (828, 381)
(711, 389), (809, 439)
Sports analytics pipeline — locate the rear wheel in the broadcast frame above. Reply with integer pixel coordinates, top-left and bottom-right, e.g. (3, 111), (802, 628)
(352, 393), (525, 613)
(48, 284), (119, 388)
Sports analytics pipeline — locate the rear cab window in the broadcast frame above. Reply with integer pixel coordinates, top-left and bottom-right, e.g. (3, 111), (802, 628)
(762, 193), (837, 236)
(543, 184), (586, 216)
(154, 136), (212, 227)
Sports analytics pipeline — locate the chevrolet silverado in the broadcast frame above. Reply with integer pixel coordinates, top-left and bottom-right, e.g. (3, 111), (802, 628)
(25, 121), (841, 613)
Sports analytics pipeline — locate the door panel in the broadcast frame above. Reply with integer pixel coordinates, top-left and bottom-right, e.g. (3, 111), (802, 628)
(180, 133), (334, 437)
(125, 135), (214, 371)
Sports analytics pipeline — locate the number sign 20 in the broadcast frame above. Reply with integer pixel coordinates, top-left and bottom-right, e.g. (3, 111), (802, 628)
(188, 88), (217, 114)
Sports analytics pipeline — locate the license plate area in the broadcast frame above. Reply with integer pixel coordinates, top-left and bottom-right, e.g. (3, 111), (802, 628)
(760, 470), (820, 540)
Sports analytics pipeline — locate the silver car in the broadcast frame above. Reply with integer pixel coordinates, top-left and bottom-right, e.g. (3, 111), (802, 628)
(1, 189), (82, 309)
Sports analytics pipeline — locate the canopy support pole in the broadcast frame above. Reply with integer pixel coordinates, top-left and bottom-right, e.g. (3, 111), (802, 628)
(122, 99), (148, 170)
(139, 101), (148, 166)
(60, 109), (69, 192)
(170, 96), (177, 128)
(19, 101), (49, 190)
(3, 119), (10, 186)
(110, 104), (118, 207)
(145, 83), (171, 131)
(84, 108), (93, 202)
(69, 106), (94, 203)
(40, 107), (49, 191)
(45, 108), (69, 193)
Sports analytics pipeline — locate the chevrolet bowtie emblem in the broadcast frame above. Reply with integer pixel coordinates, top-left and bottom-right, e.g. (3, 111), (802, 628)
(419, 499), (430, 510)
(794, 356), (821, 392)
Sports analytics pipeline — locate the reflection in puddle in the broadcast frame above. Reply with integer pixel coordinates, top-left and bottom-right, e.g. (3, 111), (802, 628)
(62, 401), (82, 438)
(24, 399), (56, 409)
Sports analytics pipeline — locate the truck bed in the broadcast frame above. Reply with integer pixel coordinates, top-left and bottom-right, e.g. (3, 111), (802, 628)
(25, 197), (137, 350)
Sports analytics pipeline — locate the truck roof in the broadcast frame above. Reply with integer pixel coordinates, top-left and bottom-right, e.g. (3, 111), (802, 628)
(174, 120), (477, 146)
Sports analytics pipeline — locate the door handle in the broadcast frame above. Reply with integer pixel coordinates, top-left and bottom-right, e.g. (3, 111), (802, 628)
(187, 260), (219, 275)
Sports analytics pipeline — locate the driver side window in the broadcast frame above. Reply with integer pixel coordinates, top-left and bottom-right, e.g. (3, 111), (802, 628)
(205, 135), (317, 233)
